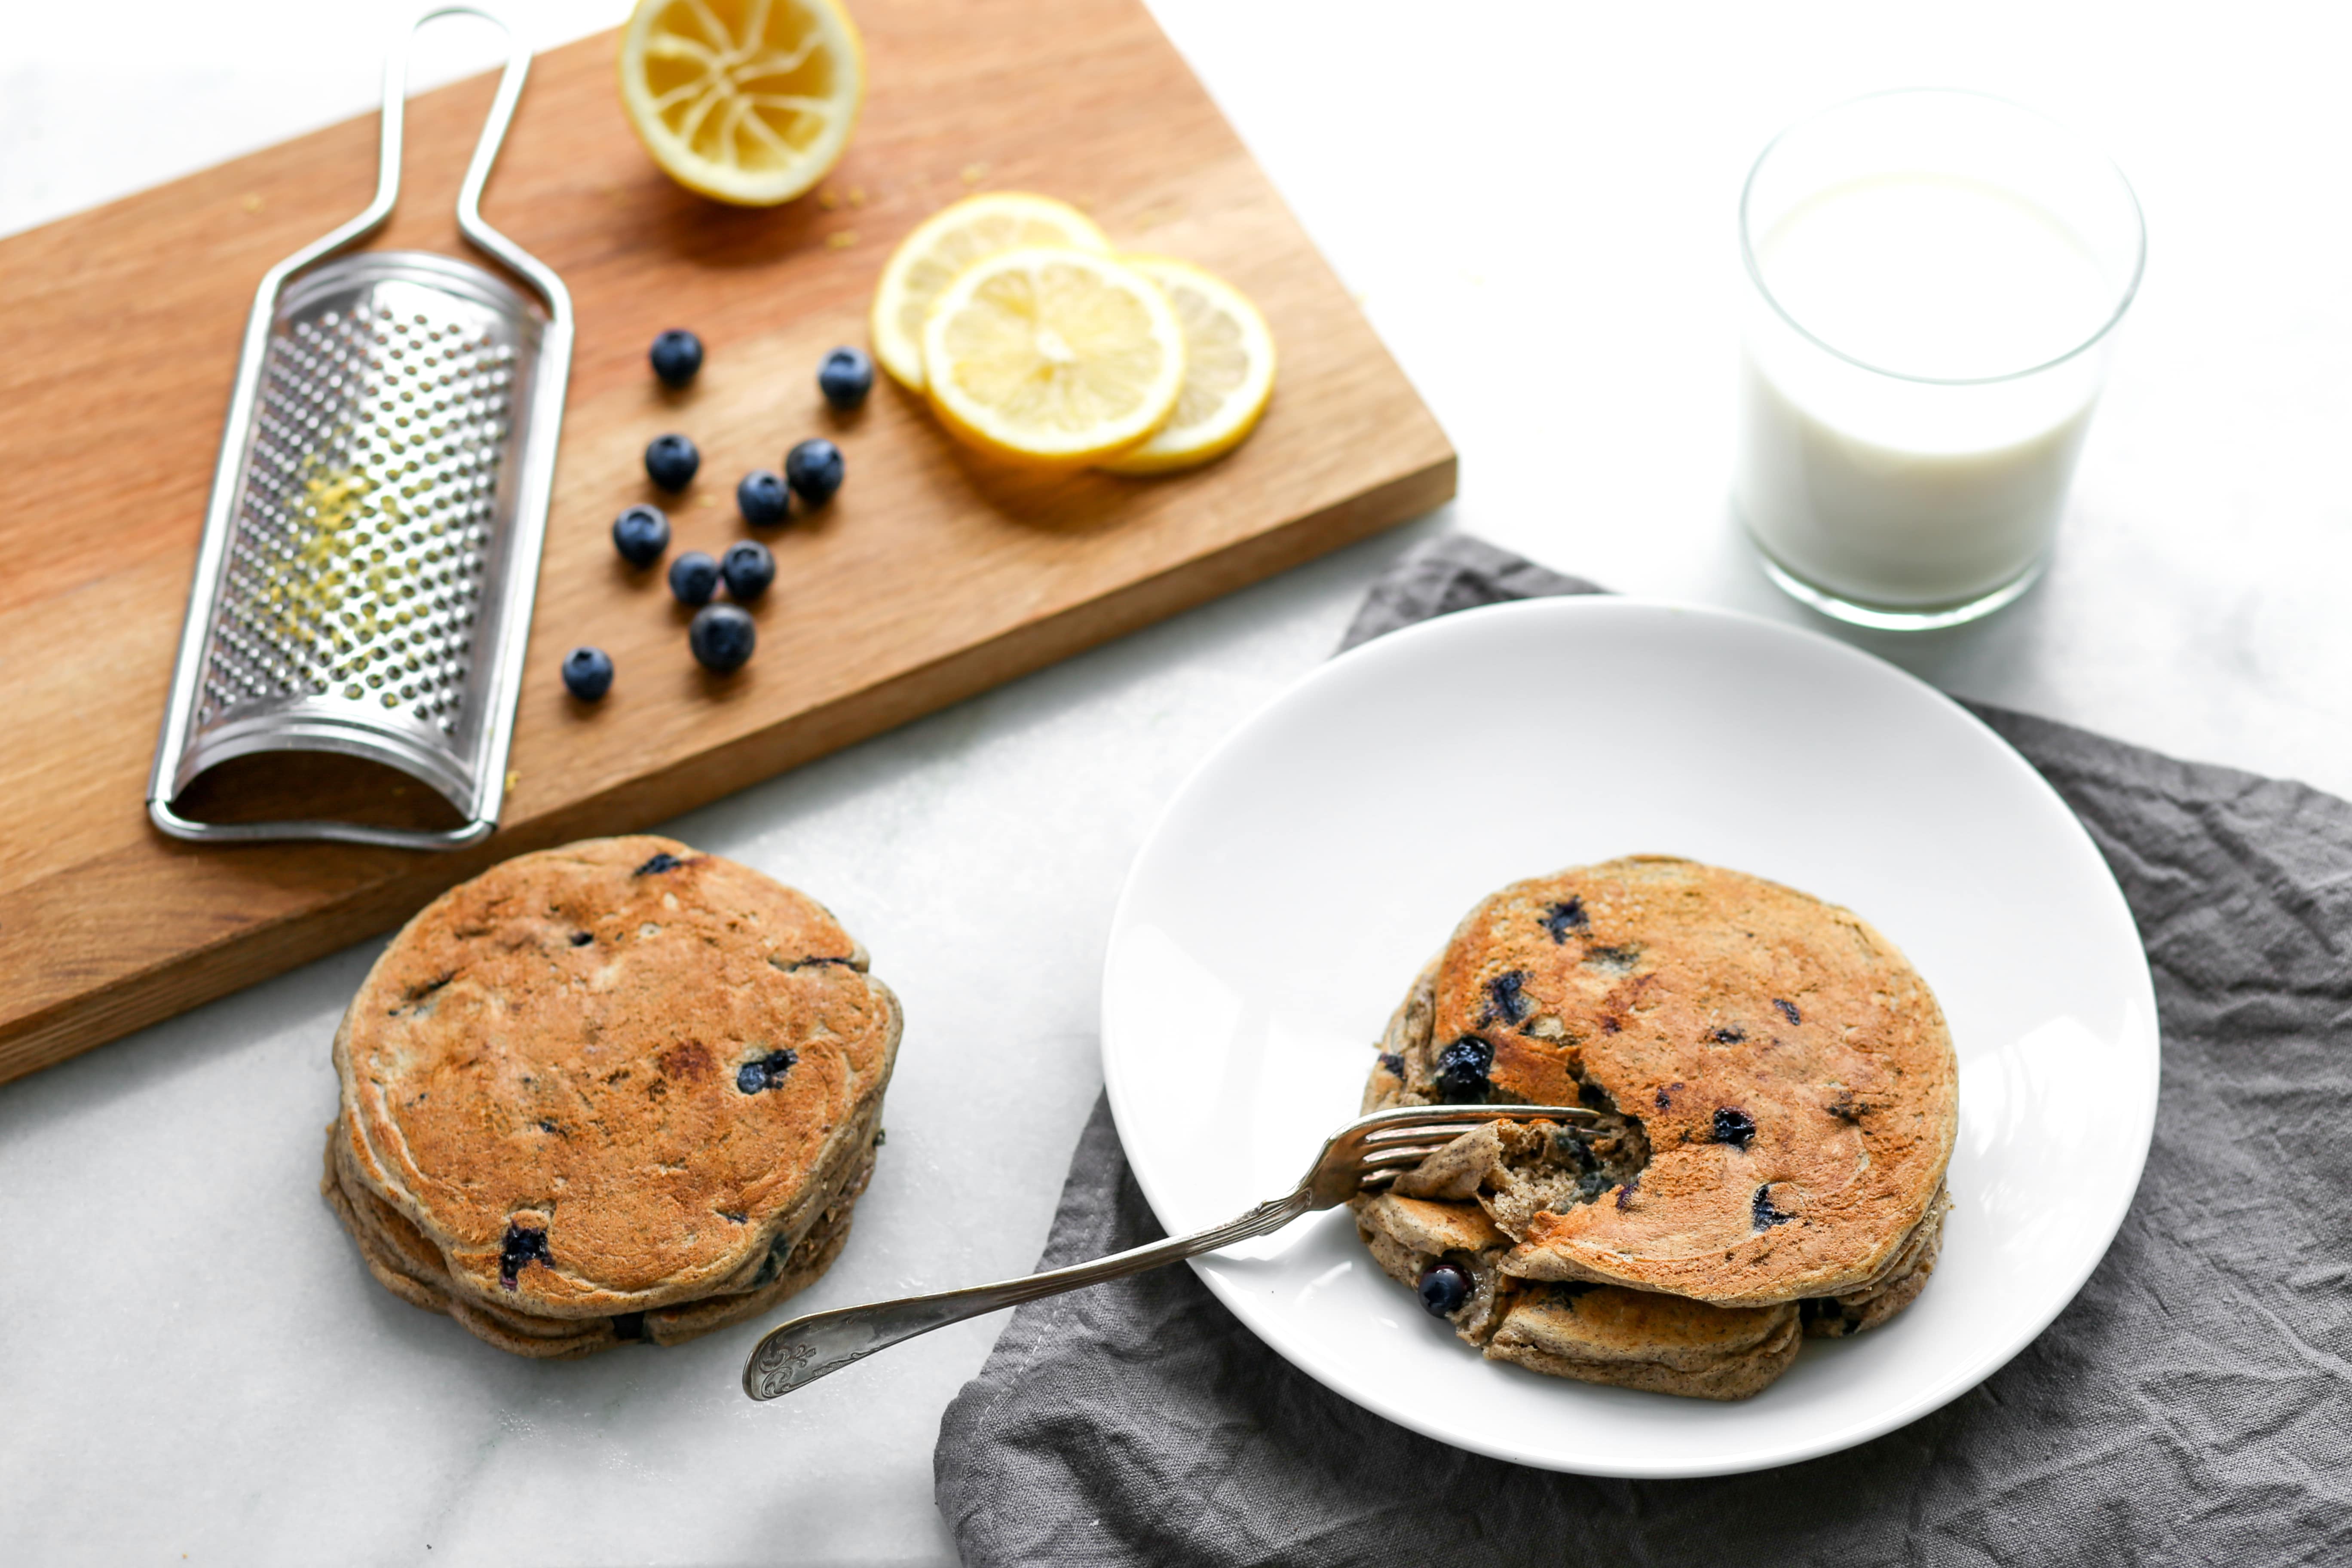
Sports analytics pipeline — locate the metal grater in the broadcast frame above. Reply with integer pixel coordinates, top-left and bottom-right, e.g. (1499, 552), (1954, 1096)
(149, 6), (570, 850)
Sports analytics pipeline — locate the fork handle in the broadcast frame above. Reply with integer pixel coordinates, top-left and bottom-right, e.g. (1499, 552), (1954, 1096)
(741, 1187), (1316, 1400)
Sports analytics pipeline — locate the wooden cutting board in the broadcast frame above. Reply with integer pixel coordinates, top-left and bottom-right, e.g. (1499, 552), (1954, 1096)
(0, 0), (1452, 1085)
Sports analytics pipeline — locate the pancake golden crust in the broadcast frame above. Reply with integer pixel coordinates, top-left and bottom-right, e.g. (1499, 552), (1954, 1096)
(1383, 856), (1957, 1308)
(332, 835), (899, 1329)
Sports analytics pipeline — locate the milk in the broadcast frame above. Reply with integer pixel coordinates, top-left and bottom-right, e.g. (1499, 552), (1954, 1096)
(1735, 171), (2122, 614)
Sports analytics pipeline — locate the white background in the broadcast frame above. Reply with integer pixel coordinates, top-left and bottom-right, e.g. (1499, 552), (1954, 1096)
(4, 3), (2346, 1563)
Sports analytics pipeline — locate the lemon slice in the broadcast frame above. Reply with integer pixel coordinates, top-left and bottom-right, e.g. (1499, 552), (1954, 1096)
(921, 246), (1187, 466)
(618, 0), (864, 207)
(871, 193), (1110, 390)
(1096, 257), (1277, 474)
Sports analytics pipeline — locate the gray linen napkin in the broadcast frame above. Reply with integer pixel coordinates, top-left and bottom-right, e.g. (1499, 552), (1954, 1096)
(935, 534), (2352, 1566)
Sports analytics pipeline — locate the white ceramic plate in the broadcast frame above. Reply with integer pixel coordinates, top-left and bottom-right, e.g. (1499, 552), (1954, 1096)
(1101, 596), (2158, 1478)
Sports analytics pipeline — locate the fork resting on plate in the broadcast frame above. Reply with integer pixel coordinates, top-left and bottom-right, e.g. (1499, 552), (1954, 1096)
(741, 1102), (1594, 1400)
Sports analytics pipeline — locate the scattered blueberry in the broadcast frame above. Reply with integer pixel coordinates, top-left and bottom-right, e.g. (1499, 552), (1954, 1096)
(649, 329), (704, 388)
(561, 646), (613, 701)
(1434, 1035), (1493, 1104)
(1482, 969), (1532, 1026)
(569, 931), (593, 947)
(1773, 998), (1803, 1026)
(611, 504), (670, 567)
(737, 468), (790, 527)
(1752, 1182), (1795, 1229)
(1711, 1026), (1747, 1044)
(1539, 897), (1588, 942)
(499, 1221), (553, 1289)
(668, 550), (720, 606)
(722, 540), (775, 602)
(1377, 1051), (1406, 1079)
(634, 852), (683, 876)
(735, 1048), (799, 1094)
(645, 432), (700, 491)
(818, 346), (873, 410)
(690, 603), (756, 672)
(1712, 1107), (1757, 1149)
(611, 1311), (647, 1341)
(785, 438), (844, 506)
(1417, 1260), (1472, 1317)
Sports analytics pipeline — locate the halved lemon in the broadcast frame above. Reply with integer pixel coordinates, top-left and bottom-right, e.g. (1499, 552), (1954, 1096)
(870, 193), (1109, 390)
(1097, 257), (1276, 474)
(921, 246), (1186, 467)
(618, 0), (864, 207)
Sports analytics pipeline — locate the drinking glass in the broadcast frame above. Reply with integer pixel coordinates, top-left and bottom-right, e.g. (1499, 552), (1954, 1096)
(1734, 90), (2145, 630)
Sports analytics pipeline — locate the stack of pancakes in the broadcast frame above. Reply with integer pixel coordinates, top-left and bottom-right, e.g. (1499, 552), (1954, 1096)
(1355, 856), (1957, 1400)
(323, 836), (900, 1358)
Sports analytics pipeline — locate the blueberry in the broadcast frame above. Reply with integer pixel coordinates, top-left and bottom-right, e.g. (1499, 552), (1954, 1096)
(649, 329), (704, 388)
(1712, 1107), (1757, 1149)
(735, 1048), (799, 1094)
(1482, 969), (1531, 1026)
(1539, 897), (1588, 942)
(1433, 1035), (1493, 1104)
(1377, 1051), (1406, 1079)
(818, 346), (873, 410)
(1417, 1260), (1472, 1317)
(785, 438), (844, 506)
(561, 646), (613, 701)
(737, 468), (790, 528)
(690, 603), (756, 672)
(668, 550), (720, 606)
(611, 504), (670, 567)
(499, 1222), (552, 1289)
(722, 540), (775, 602)
(1752, 1183), (1795, 1229)
(1773, 998), (1803, 1026)
(645, 433), (700, 491)
(634, 852), (683, 876)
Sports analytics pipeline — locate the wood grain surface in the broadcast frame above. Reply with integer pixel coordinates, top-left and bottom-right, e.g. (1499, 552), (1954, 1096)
(0, 0), (1454, 1085)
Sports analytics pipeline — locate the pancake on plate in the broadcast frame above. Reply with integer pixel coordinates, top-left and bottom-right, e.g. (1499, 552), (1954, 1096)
(1354, 855), (1956, 1398)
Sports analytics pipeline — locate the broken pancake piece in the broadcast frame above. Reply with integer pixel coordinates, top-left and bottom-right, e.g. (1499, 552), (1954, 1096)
(323, 835), (900, 1357)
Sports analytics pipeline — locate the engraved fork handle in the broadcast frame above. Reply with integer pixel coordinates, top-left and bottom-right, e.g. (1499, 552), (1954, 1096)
(741, 1187), (1315, 1400)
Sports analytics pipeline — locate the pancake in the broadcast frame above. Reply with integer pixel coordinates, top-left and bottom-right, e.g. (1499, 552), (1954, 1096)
(1371, 857), (1957, 1308)
(324, 835), (899, 1354)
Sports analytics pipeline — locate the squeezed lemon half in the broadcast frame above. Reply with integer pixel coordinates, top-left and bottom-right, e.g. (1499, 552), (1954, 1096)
(1096, 256), (1276, 474)
(920, 246), (1186, 466)
(618, 0), (864, 206)
(870, 193), (1109, 390)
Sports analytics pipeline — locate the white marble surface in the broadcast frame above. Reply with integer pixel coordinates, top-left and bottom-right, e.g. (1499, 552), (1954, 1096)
(6, 3), (2349, 1563)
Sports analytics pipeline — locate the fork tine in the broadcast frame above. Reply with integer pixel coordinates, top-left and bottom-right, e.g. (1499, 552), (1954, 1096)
(1357, 1148), (1452, 1172)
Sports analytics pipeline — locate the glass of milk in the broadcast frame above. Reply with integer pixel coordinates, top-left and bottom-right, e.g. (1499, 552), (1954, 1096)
(1734, 91), (2145, 629)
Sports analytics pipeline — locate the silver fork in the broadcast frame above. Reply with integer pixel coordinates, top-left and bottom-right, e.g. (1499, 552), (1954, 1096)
(740, 1102), (1593, 1400)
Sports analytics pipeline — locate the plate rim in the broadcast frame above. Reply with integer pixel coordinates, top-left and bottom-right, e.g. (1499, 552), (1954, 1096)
(1099, 593), (2160, 1478)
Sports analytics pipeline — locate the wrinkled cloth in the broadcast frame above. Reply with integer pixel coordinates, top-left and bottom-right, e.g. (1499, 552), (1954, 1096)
(935, 534), (2352, 1567)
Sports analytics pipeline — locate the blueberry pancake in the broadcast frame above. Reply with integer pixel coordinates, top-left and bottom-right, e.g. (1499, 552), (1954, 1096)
(324, 836), (899, 1357)
(1369, 857), (1957, 1310)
